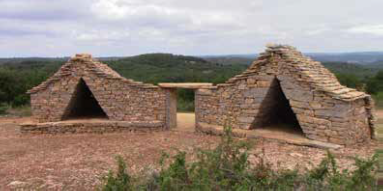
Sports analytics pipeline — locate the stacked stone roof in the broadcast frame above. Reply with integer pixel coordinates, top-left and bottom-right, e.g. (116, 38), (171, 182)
(28, 54), (158, 94)
(226, 45), (369, 102)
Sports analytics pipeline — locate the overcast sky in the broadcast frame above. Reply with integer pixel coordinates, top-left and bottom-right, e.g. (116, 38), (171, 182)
(1, 0), (383, 57)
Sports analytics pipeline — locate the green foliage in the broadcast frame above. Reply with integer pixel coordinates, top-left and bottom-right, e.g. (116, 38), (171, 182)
(365, 70), (383, 108)
(105, 53), (247, 85)
(373, 92), (383, 109)
(101, 128), (378, 190)
(367, 71), (383, 94)
(335, 73), (363, 89)
(0, 59), (60, 106)
(177, 89), (195, 112)
(102, 156), (133, 191)
(177, 99), (195, 112)
(322, 62), (376, 78)
(0, 68), (26, 103)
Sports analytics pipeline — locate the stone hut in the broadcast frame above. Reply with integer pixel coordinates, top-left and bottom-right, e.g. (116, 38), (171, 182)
(195, 45), (375, 145)
(25, 54), (170, 133)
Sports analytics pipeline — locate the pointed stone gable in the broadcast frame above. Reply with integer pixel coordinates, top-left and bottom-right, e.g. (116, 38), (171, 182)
(195, 45), (375, 145)
(28, 54), (168, 127)
(226, 45), (369, 101)
(28, 54), (156, 94)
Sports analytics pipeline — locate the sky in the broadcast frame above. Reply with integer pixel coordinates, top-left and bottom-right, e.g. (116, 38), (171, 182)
(1, 0), (383, 57)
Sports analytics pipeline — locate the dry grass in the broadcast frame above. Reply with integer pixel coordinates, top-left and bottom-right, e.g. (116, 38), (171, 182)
(5, 105), (32, 117)
(0, 113), (379, 190)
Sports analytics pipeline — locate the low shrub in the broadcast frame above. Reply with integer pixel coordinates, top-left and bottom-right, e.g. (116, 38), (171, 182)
(102, 127), (378, 190)
(102, 156), (133, 191)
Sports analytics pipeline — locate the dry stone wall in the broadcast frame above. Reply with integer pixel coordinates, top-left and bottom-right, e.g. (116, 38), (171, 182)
(29, 54), (168, 129)
(21, 120), (163, 134)
(196, 45), (374, 145)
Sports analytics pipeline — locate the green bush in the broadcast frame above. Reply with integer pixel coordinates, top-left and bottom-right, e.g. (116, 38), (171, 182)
(12, 94), (30, 107)
(177, 99), (194, 112)
(373, 92), (383, 109)
(367, 71), (383, 94)
(102, 156), (133, 191)
(102, 127), (378, 190)
(177, 89), (195, 112)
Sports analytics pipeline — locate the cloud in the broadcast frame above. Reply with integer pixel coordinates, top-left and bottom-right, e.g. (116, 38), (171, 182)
(1, 0), (383, 56)
(73, 30), (130, 41)
(0, 0), (91, 21)
(347, 25), (383, 36)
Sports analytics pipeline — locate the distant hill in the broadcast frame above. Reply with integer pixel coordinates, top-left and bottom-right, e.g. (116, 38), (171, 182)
(1, 52), (381, 84)
(307, 52), (383, 64)
(201, 52), (383, 65)
(321, 62), (376, 78)
(0, 53), (249, 85)
(364, 60), (383, 69)
(202, 55), (378, 79)
(105, 53), (248, 84)
(203, 56), (254, 65)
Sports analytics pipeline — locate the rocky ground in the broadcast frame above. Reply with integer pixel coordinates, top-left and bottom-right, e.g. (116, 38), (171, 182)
(0, 113), (380, 190)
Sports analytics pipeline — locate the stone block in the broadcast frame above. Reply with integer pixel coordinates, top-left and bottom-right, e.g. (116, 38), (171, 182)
(237, 116), (255, 123)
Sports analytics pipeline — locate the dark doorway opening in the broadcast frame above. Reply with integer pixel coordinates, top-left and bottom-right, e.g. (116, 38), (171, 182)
(253, 79), (303, 135)
(62, 78), (108, 120)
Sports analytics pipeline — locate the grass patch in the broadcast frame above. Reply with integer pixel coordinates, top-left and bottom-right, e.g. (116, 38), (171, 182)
(0, 103), (9, 115)
(5, 105), (32, 117)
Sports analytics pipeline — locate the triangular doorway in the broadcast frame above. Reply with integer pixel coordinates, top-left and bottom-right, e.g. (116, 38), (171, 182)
(252, 78), (303, 134)
(62, 78), (108, 120)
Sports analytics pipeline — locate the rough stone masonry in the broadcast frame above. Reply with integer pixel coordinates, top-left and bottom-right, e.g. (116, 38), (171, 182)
(25, 45), (375, 145)
(195, 45), (375, 145)
(26, 54), (172, 132)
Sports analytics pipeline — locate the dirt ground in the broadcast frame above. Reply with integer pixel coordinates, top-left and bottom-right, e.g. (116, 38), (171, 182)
(0, 113), (380, 190)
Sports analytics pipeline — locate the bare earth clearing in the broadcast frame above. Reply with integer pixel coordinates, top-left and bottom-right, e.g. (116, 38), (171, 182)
(0, 113), (380, 190)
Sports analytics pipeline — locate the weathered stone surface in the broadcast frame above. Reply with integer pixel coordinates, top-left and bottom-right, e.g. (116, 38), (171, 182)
(195, 45), (374, 145)
(28, 54), (169, 131)
(158, 83), (213, 89)
(21, 120), (165, 134)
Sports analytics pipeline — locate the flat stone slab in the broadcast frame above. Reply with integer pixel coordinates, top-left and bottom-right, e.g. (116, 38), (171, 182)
(20, 120), (165, 134)
(197, 122), (343, 150)
(158, 83), (213, 89)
